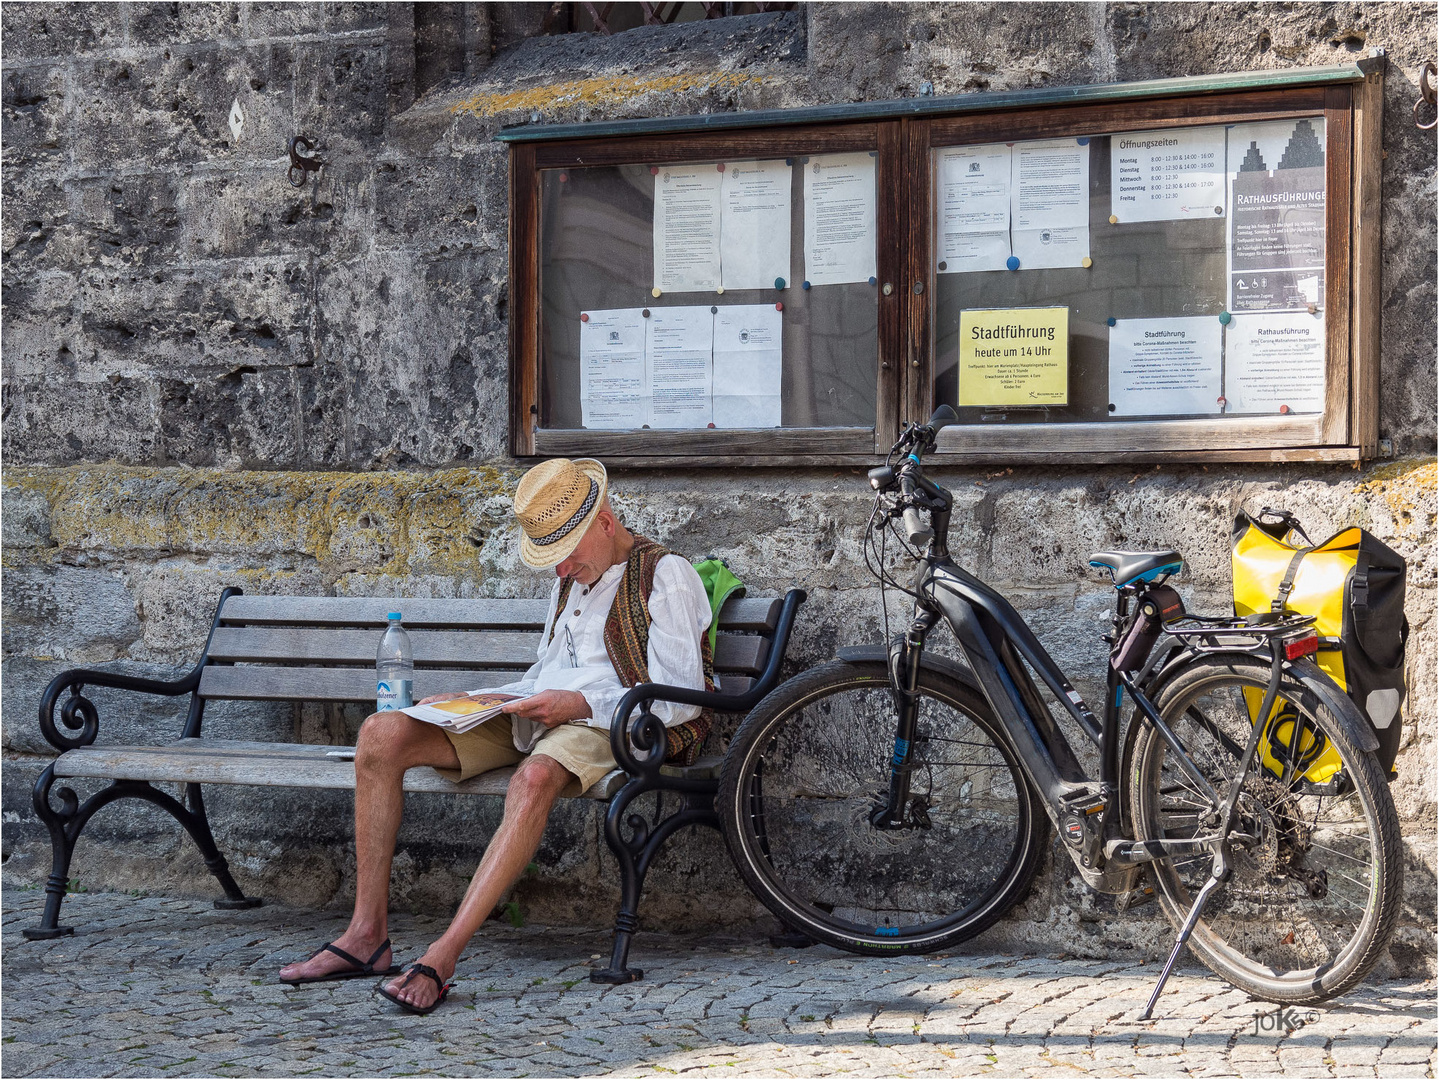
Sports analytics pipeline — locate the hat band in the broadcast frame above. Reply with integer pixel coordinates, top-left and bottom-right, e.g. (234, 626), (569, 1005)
(531, 478), (599, 547)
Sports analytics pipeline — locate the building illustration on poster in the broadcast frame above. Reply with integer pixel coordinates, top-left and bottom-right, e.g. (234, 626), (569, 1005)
(1227, 119), (1326, 313)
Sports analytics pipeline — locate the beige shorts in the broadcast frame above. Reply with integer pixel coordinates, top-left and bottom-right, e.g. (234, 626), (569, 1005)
(435, 714), (617, 796)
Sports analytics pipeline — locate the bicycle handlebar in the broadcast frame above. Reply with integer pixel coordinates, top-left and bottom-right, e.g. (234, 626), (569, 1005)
(899, 474), (934, 547)
(871, 406), (958, 551)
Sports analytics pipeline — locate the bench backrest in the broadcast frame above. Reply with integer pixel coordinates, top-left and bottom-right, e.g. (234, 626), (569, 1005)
(197, 594), (782, 705)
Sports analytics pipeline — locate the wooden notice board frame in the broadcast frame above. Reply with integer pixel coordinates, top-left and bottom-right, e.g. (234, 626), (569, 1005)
(500, 59), (1386, 466)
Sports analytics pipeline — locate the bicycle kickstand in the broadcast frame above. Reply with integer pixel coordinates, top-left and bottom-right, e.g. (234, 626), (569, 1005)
(1139, 854), (1228, 1021)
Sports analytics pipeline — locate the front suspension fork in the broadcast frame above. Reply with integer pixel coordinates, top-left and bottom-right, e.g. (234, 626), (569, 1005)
(871, 610), (938, 829)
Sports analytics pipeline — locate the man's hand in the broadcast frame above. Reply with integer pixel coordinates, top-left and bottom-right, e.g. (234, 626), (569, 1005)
(501, 689), (592, 729)
(417, 692), (470, 706)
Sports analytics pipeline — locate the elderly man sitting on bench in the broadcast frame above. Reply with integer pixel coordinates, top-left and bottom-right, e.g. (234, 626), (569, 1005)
(278, 458), (713, 1014)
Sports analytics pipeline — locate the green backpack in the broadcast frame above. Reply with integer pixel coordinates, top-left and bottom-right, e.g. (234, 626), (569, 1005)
(693, 557), (746, 653)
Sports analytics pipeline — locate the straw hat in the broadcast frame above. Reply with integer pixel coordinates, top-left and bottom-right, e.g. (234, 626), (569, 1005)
(513, 458), (609, 569)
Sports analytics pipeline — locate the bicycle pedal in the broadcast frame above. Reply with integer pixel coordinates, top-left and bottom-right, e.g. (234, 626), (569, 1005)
(1057, 786), (1106, 813)
(1117, 884), (1156, 911)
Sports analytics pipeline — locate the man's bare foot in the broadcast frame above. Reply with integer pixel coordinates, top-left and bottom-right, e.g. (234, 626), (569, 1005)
(278, 932), (392, 983)
(381, 946), (457, 1010)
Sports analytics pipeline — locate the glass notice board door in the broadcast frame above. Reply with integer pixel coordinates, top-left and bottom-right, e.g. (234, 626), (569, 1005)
(928, 115), (1332, 454)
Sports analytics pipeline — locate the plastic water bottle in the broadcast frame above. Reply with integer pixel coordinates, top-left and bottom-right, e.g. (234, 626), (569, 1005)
(376, 613), (413, 711)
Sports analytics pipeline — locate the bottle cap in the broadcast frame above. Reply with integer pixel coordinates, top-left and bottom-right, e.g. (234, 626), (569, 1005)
(388, 612), (402, 620)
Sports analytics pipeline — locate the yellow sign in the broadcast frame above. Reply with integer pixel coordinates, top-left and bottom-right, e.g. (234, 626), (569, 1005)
(958, 307), (1069, 407)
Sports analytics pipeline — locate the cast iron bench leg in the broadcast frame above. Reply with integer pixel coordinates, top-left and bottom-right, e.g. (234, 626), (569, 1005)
(185, 783), (262, 911)
(592, 782), (720, 984)
(25, 764), (77, 940)
(24, 769), (260, 940)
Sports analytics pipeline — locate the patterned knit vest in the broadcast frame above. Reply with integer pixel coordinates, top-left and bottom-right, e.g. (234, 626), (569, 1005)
(550, 536), (715, 766)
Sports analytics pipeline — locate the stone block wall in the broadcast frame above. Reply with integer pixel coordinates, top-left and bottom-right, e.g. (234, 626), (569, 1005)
(3, 3), (1435, 972)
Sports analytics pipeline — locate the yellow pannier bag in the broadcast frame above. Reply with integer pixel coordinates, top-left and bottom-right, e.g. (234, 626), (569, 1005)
(1233, 508), (1409, 779)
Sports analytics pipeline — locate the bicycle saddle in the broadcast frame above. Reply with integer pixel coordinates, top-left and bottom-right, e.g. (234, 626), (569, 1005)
(1089, 549), (1183, 588)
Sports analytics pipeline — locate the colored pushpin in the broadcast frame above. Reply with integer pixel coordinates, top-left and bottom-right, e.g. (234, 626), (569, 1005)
(1307, 303), (1318, 314)
(580, 313), (589, 322)
(1108, 404), (1117, 413)
(650, 166), (658, 175)
(785, 158), (794, 166)
(775, 277), (786, 289)
(642, 309), (651, 318)
(1077, 136), (1089, 146)
(707, 422), (716, 428)
(1219, 311), (1231, 325)
(1109, 214), (1119, 225)
(1279, 404), (1291, 415)
(802, 280), (811, 290)
(1217, 396), (1227, 406)
(1081, 257), (1093, 268)
(559, 172), (568, 182)
(1006, 256), (1020, 271)
(716, 163), (725, 172)
(937, 261), (948, 271)
(868, 276), (877, 285)
(716, 286), (724, 294)
(652, 287), (662, 298)
(1106, 317), (1116, 327)
(710, 306), (718, 314)
(775, 302), (783, 311)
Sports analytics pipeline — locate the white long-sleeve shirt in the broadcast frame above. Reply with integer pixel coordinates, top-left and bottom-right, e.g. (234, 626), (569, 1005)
(479, 554), (712, 752)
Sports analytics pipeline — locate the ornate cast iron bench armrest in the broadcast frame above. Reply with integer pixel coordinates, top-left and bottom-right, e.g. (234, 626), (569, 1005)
(37, 586), (238, 754)
(606, 587), (807, 777)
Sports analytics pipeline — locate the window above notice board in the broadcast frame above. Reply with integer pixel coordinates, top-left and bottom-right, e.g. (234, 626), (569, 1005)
(500, 57), (1387, 465)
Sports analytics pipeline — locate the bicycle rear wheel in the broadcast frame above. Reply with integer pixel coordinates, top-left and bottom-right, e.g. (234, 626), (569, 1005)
(718, 659), (1047, 955)
(1129, 655), (1403, 1004)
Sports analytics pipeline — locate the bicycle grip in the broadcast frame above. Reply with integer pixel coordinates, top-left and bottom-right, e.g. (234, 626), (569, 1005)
(902, 506), (933, 547)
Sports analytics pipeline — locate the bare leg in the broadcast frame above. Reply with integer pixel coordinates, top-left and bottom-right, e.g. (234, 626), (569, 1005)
(382, 753), (574, 1009)
(278, 712), (460, 982)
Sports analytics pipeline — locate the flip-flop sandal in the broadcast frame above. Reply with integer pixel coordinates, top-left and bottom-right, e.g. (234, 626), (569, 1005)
(376, 963), (454, 1016)
(279, 939), (400, 984)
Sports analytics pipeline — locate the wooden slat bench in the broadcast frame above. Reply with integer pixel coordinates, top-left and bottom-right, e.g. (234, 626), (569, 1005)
(26, 585), (806, 982)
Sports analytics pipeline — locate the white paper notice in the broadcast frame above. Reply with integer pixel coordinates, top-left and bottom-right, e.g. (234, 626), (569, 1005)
(1108, 317), (1223, 417)
(721, 160), (791, 291)
(645, 306), (714, 428)
(803, 152), (877, 286)
(580, 309), (647, 429)
(713, 305), (783, 428)
(1224, 313), (1326, 414)
(653, 167), (722, 293)
(936, 144), (1012, 273)
(1011, 138), (1090, 270)
(1110, 128), (1227, 223)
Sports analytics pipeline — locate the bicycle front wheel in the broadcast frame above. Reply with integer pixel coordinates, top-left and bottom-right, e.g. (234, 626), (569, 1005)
(718, 659), (1047, 955)
(1130, 655), (1403, 1004)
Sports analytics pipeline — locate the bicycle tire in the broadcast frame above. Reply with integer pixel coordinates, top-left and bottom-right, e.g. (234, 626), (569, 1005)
(718, 658), (1047, 955)
(1129, 654), (1403, 1004)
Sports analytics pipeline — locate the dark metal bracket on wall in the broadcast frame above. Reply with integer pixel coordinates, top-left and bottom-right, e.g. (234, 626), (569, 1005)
(288, 136), (323, 188)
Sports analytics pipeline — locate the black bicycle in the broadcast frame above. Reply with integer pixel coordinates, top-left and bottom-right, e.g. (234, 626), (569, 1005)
(718, 406), (1402, 1016)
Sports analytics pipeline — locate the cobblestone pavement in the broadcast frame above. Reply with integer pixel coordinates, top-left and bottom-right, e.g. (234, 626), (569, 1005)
(2, 891), (1434, 1078)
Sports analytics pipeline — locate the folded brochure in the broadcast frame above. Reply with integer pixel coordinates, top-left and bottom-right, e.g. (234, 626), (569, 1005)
(402, 692), (528, 733)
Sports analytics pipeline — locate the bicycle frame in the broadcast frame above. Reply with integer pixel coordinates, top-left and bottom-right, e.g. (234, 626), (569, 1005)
(870, 452), (1328, 896)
